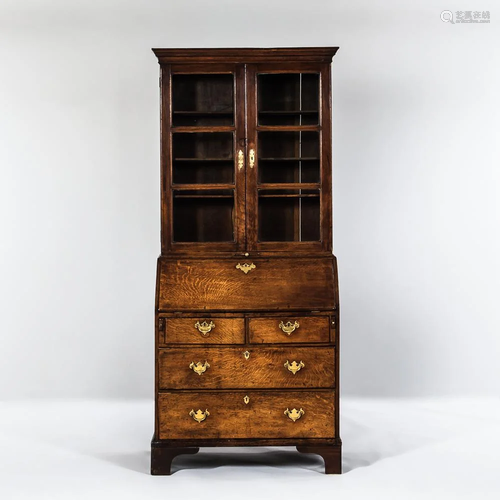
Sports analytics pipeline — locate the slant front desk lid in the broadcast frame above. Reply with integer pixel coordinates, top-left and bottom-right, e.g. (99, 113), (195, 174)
(157, 257), (337, 312)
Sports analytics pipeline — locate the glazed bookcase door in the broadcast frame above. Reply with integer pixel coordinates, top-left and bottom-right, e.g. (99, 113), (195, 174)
(161, 64), (246, 253)
(245, 64), (332, 253)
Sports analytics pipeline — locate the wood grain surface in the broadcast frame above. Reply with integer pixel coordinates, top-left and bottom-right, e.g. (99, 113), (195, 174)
(158, 390), (335, 439)
(158, 257), (336, 311)
(249, 315), (330, 343)
(163, 317), (244, 344)
(158, 346), (334, 389)
(152, 47), (341, 474)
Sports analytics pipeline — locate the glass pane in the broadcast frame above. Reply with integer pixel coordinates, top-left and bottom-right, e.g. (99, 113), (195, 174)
(258, 73), (319, 126)
(173, 189), (234, 242)
(258, 189), (320, 242)
(172, 132), (234, 184)
(258, 131), (319, 184)
(172, 74), (234, 126)
(258, 159), (320, 184)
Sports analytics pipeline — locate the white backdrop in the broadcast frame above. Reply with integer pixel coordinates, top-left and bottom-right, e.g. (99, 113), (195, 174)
(0, 0), (498, 399)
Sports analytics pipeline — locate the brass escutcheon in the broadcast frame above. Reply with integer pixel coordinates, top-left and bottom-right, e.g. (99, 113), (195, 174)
(236, 263), (256, 274)
(194, 320), (215, 336)
(243, 350), (250, 360)
(244, 395), (250, 405)
(284, 360), (305, 375)
(279, 320), (300, 335)
(284, 408), (304, 422)
(249, 149), (255, 169)
(189, 361), (210, 376)
(237, 150), (244, 171)
(189, 409), (210, 423)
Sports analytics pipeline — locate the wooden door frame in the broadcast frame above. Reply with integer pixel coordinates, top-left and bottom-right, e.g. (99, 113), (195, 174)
(245, 63), (333, 254)
(160, 63), (246, 254)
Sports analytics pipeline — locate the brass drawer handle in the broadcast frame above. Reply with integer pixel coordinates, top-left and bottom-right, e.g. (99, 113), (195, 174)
(249, 149), (255, 169)
(279, 320), (300, 335)
(194, 320), (215, 336)
(236, 263), (256, 274)
(189, 361), (210, 375)
(189, 409), (210, 423)
(284, 360), (305, 375)
(284, 408), (304, 422)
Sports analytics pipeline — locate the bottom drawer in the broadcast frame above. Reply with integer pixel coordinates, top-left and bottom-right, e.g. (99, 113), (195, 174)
(158, 391), (335, 440)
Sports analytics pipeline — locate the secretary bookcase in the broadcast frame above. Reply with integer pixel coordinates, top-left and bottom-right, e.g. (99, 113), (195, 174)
(151, 47), (341, 474)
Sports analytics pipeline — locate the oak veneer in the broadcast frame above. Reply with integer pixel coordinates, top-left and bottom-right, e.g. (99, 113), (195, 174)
(158, 391), (335, 440)
(158, 346), (335, 389)
(248, 315), (332, 344)
(158, 257), (336, 312)
(161, 317), (245, 344)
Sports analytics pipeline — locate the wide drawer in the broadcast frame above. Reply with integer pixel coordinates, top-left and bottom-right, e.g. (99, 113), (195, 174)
(157, 257), (336, 311)
(249, 315), (331, 343)
(160, 317), (245, 344)
(158, 346), (335, 389)
(158, 390), (335, 440)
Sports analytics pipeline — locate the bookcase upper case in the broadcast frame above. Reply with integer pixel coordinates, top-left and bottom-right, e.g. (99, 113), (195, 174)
(153, 47), (338, 256)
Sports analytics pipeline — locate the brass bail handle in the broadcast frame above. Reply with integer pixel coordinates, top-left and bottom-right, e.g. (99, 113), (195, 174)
(284, 408), (305, 422)
(189, 361), (210, 375)
(236, 263), (256, 274)
(279, 320), (300, 335)
(189, 409), (210, 423)
(194, 320), (215, 336)
(284, 360), (305, 375)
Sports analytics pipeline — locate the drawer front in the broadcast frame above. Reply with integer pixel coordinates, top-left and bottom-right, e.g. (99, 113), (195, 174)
(158, 258), (335, 311)
(158, 391), (335, 439)
(161, 317), (245, 344)
(158, 346), (334, 389)
(249, 316), (330, 344)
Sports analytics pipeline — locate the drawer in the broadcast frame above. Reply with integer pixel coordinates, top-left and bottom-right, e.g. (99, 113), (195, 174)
(158, 257), (336, 312)
(158, 346), (334, 389)
(249, 316), (331, 344)
(160, 317), (244, 344)
(158, 390), (335, 440)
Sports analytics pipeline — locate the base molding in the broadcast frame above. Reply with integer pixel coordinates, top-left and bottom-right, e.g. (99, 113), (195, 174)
(151, 436), (342, 475)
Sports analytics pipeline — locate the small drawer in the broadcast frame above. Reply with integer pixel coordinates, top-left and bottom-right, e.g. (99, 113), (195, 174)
(158, 346), (334, 389)
(160, 317), (245, 344)
(158, 390), (335, 440)
(249, 316), (331, 343)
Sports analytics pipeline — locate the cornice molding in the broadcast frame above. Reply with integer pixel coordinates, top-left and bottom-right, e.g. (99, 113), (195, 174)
(152, 47), (339, 64)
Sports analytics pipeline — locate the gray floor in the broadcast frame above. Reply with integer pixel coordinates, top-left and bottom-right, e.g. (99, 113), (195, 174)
(1, 398), (499, 499)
